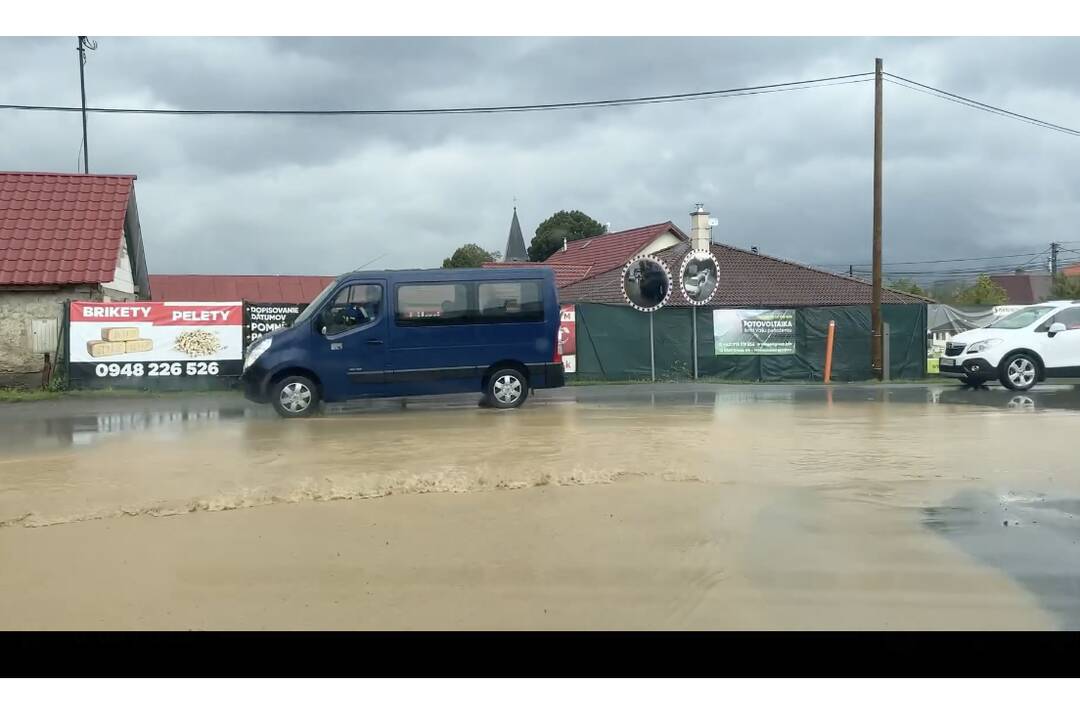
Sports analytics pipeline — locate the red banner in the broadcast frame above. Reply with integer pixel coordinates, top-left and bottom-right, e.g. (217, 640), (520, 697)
(558, 304), (576, 356)
(71, 302), (242, 326)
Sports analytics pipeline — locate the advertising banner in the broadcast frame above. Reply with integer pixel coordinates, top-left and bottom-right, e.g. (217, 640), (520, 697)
(713, 308), (796, 355)
(244, 302), (306, 347)
(559, 304), (577, 373)
(68, 301), (243, 383)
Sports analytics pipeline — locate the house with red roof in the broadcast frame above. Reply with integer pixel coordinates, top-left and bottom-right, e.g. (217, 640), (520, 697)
(0, 171), (150, 387)
(487, 209), (924, 308)
(484, 220), (688, 290)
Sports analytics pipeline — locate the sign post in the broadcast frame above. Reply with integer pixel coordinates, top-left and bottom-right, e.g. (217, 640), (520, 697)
(692, 306), (698, 379)
(649, 313), (656, 382)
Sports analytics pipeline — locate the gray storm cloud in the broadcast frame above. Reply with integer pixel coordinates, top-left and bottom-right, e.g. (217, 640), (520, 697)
(1, 36), (1078, 275)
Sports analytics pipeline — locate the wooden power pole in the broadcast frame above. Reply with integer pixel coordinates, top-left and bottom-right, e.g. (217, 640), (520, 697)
(871, 58), (884, 380)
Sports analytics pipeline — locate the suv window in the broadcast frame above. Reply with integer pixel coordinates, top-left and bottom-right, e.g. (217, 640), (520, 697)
(1038, 307), (1080, 332)
(319, 283), (383, 335)
(991, 305), (1054, 330)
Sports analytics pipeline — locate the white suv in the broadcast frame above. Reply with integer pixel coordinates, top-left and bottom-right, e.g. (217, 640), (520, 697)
(938, 301), (1080, 391)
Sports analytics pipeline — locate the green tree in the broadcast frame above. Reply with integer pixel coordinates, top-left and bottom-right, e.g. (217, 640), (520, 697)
(951, 275), (1009, 306)
(1048, 274), (1080, 300)
(441, 244), (500, 268)
(888, 278), (928, 297)
(527, 210), (606, 262)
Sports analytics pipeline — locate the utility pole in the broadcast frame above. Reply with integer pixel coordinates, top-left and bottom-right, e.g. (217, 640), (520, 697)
(849, 264), (854, 278)
(1050, 242), (1060, 276)
(871, 57), (884, 381)
(77, 36), (97, 174)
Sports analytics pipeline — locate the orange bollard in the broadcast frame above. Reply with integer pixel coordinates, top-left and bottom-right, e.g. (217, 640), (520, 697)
(824, 320), (836, 384)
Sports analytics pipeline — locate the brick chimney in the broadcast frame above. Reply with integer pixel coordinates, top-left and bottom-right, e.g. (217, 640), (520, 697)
(690, 203), (711, 252)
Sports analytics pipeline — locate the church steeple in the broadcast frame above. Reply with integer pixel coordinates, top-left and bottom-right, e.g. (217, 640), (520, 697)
(503, 205), (528, 262)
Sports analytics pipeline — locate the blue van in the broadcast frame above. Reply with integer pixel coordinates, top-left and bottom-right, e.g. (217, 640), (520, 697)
(241, 266), (565, 417)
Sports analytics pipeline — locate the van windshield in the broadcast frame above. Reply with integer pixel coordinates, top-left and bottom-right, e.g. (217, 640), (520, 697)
(988, 305), (1054, 329)
(292, 282), (340, 327)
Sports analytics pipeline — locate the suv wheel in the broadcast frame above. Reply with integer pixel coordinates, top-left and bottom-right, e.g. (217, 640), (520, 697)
(1000, 353), (1039, 392)
(271, 375), (321, 418)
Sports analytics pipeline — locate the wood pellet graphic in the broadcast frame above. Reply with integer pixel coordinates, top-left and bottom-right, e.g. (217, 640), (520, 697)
(173, 329), (223, 357)
(86, 327), (154, 357)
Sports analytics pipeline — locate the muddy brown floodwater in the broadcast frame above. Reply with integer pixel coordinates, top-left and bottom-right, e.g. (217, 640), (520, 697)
(1, 384), (1079, 629)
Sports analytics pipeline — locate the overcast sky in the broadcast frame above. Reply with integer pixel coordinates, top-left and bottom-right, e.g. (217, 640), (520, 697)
(2, 36), (1079, 278)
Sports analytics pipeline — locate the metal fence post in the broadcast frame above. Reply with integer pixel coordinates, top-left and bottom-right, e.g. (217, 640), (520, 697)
(650, 312), (656, 382)
(883, 321), (891, 382)
(692, 306), (699, 379)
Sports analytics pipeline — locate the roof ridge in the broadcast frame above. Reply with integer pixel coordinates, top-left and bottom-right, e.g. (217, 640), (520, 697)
(562, 220), (681, 245)
(709, 241), (932, 302)
(0, 171), (138, 179)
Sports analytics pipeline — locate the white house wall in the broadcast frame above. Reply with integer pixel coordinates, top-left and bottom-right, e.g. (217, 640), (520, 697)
(640, 231), (684, 257)
(101, 228), (136, 297)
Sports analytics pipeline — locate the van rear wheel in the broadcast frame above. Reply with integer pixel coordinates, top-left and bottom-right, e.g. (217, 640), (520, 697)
(484, 368), (528, 409)
(271, 375), (321, 418)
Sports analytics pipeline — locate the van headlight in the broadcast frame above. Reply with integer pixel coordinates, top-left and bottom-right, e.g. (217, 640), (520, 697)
(243, 337), (272, 371)
(966, 339), (1002, 354)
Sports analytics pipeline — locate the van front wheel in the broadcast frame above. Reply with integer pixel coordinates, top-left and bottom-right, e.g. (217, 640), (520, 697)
(271, 375), (321, 418)
(485, 368), (528, 409)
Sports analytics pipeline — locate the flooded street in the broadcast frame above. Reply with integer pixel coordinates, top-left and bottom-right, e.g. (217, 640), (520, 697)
(1, 383), (1079, 629)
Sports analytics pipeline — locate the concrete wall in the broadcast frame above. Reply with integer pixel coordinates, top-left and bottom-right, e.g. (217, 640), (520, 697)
(0, 285), (100, 388)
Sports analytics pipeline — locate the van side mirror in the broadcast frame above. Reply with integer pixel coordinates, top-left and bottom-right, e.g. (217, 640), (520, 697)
(1048, 322), (1067, 337)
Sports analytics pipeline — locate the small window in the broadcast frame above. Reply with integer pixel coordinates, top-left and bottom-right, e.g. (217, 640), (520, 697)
(320, 283), (383, 335)
(478, 281), (544, 322)
(396, 283), (471, 326)
(1041, 307), (1080, 332)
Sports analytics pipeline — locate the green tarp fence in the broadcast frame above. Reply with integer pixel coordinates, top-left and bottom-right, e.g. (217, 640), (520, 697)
(573, 303), (926, 382)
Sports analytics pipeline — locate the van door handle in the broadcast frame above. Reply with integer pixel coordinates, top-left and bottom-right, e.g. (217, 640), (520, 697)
(366, 339), (385, 345)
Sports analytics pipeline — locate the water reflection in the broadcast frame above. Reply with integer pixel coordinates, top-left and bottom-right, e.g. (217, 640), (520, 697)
(0, 407), (258, 452)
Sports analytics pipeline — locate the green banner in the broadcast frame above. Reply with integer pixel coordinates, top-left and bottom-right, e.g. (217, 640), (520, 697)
(713, 309), (796, 355)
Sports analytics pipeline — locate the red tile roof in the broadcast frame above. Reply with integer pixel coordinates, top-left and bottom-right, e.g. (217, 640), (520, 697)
(150, 274), (336, 303)
(1064, 263), (1080, 278)
(0, 171), (135, 286)
(543, 221), (687, 280)
(558, 242), (928, 306)
(482, 261), (594, 288)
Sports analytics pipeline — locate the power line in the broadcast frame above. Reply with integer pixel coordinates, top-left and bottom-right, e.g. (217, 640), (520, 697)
(884, 73), (1080, 137)
(0, 73), (874, 117)
(820, 249), (1050, 269)
(847, 256), (1050, 277)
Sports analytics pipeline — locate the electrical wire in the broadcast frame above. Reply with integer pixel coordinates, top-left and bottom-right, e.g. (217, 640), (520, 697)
(884, 73), (1080, 137)
(820, 249), (1051, 270)
(0, 73), (874, 117)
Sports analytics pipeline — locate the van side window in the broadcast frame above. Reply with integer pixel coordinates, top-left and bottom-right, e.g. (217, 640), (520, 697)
(396, 283), (471, 326)
(478, 281), (544, 322)
(320, 284), (383, 335)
